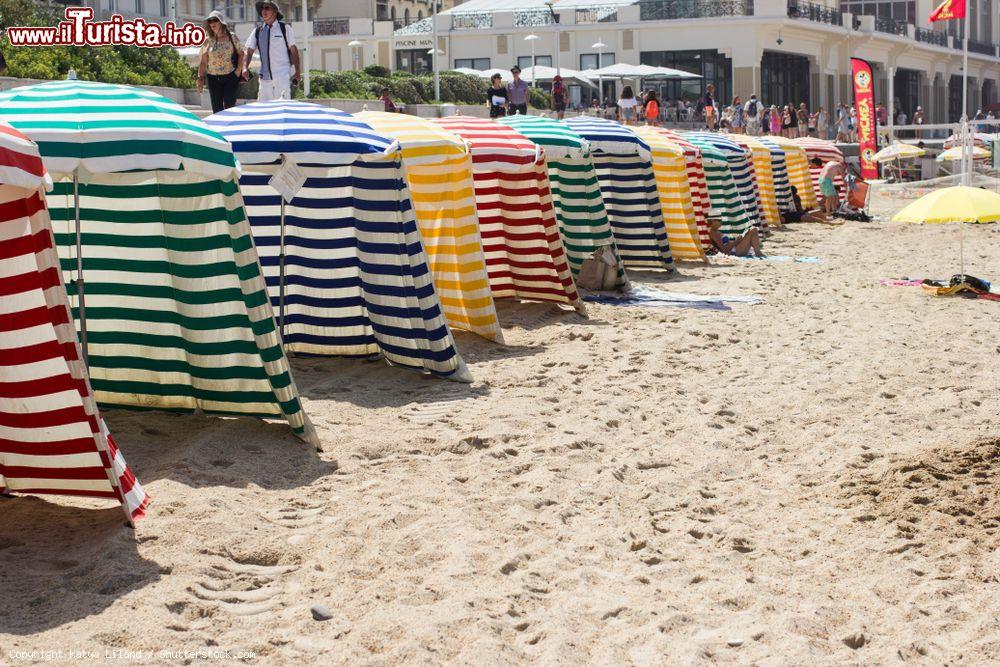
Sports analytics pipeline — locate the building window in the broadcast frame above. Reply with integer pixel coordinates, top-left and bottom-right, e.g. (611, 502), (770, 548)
(455, 58), (492, 70)
(517, 55), (553, 70)
(948, 75), (962, 122)
(840, 1), (915, 23)
(418, 11), (423, 20)
(640, 50), (732, 106)
(892, 69), (920, 118)
(397, 49), (433, 75)
(404, 8), (410, 23)
(760, 51), (811, 109)
(579, 53), (615, 70)
(377, 0), (389, 21)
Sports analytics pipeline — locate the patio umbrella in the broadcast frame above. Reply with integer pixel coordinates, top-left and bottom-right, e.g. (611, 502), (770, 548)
(521, 65), (597, 88)
(936, 145), (990, 162)
(892, 185), (1000, 274)
(873, 142), (925, 162)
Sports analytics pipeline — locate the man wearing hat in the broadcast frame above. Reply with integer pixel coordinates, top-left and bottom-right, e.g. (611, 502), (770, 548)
(507, 66), (529, 116)
(242, 1), (301, 101)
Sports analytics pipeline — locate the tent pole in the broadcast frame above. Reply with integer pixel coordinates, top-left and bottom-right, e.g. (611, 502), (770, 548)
(278, 197), (287, 342)
(74, 172), (88, 366)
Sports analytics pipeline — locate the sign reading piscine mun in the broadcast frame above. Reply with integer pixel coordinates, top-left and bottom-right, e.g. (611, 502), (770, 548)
(851, 57), (878, 180)
(394, 38), (434, 49)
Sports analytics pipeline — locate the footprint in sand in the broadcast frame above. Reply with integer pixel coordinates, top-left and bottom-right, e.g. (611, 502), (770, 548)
(186, 553), (299, 617)
(406, 388), (482, 425)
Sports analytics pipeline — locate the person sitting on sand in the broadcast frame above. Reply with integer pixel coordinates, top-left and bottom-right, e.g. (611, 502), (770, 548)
(813, 158), (845, 215)
(706, 213), (764, 258)
(781, 184), (827, 224)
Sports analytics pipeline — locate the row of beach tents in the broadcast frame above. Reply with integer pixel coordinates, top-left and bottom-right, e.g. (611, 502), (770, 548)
(0, 80), (847, 523)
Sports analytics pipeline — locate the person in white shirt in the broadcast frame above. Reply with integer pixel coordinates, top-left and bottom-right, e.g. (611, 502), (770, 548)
(243, 1), (301, 101)
(743, 94), (762, 135)
(617, 85), (639, 125)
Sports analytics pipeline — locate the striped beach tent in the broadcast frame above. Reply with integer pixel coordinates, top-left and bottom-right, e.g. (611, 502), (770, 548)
(733, 135), (781, 227)
(354, 111), (502, 343)
(757, 138), (793, 212)
(0, 121), (148, 524)
(764, 135), (817, 210)
(207, 101), (472, 381)
(630, 126), (705, 261)
(676, 133), (750, 239)
(0, 81), (317, 445)
(563, 116), (673, 271)
(794, 137), (847, 201)
(497, 115), (626, 288)
(686, 132), (761, 231)
(432, 116), (583, 311)
(652, 129), (711, 250)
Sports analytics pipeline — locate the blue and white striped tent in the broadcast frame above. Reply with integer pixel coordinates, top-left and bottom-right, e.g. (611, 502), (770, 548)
(564, 116), (673, 271)
(685, 132), (761, 232)
(207, 101), (471, 382)
(758, 138), (793, 212)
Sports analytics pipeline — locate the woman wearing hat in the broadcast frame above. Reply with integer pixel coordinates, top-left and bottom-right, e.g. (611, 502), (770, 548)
(197, 10), (245, 113)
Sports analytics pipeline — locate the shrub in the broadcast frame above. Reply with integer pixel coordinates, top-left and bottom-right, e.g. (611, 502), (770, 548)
(528, 87), (551, 110)
(364, 64), (391, 78)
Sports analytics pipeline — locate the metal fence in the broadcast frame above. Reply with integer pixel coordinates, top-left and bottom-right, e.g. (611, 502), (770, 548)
(638, 0), (754, 21)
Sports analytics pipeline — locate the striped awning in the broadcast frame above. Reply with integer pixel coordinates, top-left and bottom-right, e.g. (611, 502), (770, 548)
(646, 129), (711, 251)
(1, 123), (148, 523)
(757, 138), (793, 212)
(793, 137), (847, 201)
(762, 136), (817, 210)
(206, 101), (397, 166)
(563, 115), (652, 160)
(498, 115), (591, 160)
(429, 117), (583, 311)
(733, 135), (781, 227)
(354, 111), (501, 343)
(496, 117), (626, 286)
(434, 116), (541, 172)
(632, 127), (705, 261)
(686, 132), (761, 230)
(679, 133), (751, 239)
(0, 80), (237, 179)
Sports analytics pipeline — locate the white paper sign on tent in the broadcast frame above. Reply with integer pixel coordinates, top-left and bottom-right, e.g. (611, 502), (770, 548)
(269, 158), (307, 203)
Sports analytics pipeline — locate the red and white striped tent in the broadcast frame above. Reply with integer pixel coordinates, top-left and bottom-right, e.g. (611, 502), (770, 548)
(794, 137), (847, 201)
(432, 116), (583, 312)
(0, 122), (147, 524)
(654, 129), (712, 251)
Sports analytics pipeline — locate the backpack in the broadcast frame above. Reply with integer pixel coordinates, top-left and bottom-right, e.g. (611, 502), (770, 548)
(747, 99), (758, 117)
(255, 21), (291, 61)
(645, 99), (659, 120)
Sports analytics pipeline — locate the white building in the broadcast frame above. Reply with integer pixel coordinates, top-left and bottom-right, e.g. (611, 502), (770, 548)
(389, 0), (999, 123)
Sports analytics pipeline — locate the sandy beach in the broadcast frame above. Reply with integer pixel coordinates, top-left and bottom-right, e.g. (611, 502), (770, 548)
(1, 220), (997, 665)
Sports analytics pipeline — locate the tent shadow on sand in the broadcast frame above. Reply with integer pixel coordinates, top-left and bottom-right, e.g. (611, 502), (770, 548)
(96, 410), (339, 490)
(623, 269), (705, 284)
(0, 497), (163, 634)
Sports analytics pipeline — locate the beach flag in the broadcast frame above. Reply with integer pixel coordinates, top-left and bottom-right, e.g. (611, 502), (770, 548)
(929, 0), (965, 22)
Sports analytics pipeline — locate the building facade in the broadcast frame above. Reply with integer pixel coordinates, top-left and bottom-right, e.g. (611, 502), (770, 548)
(389, 0), (998, 124)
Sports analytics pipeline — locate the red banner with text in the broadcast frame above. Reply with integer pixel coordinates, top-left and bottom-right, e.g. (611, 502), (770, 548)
(851, 58), (878, 180)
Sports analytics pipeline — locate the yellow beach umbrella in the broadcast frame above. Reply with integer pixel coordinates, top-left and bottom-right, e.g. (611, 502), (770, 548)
(892, 186), (1000, 224)
(892, 185), (1000, 275)
(936, 145), (990, 162)
(873, 142), (925, 163)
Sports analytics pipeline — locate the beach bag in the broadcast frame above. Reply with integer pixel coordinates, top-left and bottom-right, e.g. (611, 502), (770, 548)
(577, 246), (619, 290)
(747, 99), (758, 117)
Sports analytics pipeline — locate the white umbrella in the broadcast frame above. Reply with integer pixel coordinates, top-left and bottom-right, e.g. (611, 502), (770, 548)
(594, 63), (700, 80)
(450, 67), (482, 76)
(521, 65), (597, 88)
(476, 68), (514, 82)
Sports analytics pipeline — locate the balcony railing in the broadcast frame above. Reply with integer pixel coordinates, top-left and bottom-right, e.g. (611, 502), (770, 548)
(394, 17), (433, 35)
(313, 17), (349, 36)
(786, 0), (842, 26)
(638, 0), (754, 20)
(915, 27), (948, 47)
(873, 15), (908, 37)
(393, 18), (422, 31)
(514, 9), (554, 27)
(967, 39), (997, 56)
(575, 6), (619, 23)
(451, 11), (493, 30)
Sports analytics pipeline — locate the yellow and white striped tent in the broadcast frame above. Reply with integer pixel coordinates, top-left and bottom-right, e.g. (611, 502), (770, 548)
(356, 111), (502, 343)
(733, 135), (781, 228)
(633, 126), (705, 261)
(762, 135), (817, 210)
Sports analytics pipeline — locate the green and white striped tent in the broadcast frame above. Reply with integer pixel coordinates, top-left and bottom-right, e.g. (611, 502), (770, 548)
(0, 80), (317, 445)
(498, 115), (626, 288)
(678, 133), (751, 239)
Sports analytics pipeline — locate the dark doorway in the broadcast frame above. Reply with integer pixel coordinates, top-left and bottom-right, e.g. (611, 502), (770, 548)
(949, 74), (962, 122)
(892, 68), (920, 118)
(760, 51), (811, 109)
(639, 50), (732, 106)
